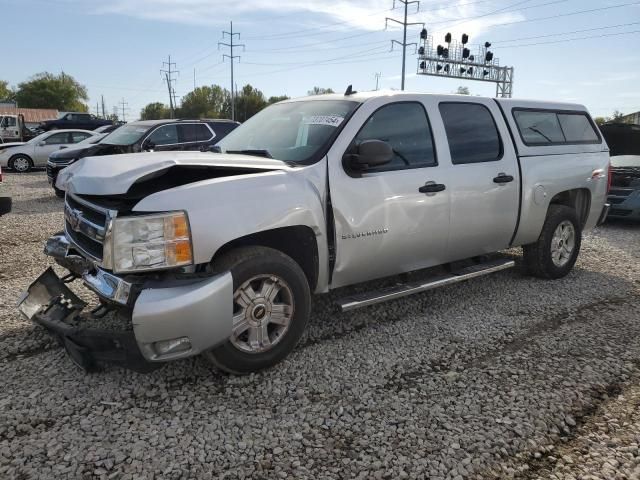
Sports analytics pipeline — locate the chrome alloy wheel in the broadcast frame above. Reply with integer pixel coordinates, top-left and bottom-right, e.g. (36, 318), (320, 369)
(230, 274), (294, 354)
(551, 220), (576, 267)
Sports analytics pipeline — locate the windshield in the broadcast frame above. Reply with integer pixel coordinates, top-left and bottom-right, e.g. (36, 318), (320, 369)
(217, 100), (359, 163)
(102, 124), (149, 146)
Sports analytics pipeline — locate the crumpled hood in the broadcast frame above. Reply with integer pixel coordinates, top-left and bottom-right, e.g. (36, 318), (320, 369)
(58, 151), (290, 195)
(0, 142), (26, 152)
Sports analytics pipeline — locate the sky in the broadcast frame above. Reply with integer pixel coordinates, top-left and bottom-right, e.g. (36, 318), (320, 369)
(2, 0), (639, 119)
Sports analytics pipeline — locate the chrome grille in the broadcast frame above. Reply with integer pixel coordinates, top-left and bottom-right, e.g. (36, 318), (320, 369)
(64, 194), (112, 263)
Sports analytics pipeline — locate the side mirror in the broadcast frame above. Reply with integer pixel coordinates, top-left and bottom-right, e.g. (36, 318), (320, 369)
(343, 139), (393, 171)
(0, 197), (12, 217)
(38, 141), (46, 147)
(209, 145), (222, 153)
(143, 141), (155, 151)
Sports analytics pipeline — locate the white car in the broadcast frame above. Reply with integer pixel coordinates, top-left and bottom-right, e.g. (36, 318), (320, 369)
(0, 129), (98, 172)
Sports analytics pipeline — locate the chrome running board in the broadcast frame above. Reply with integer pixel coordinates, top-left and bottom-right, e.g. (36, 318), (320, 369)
(337, 258), (515, 312)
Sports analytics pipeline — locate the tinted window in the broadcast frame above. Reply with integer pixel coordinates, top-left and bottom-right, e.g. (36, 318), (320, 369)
(353, 102), (436, 172)
(148, 125), (179, 145)
(513, 110), (565, 144)
(4, 117), (17, 127)
(558, 114), (599, 142)
(439, 103), (501, 164)
(44, 132), (70, 145)
(180, 123), (213, 143)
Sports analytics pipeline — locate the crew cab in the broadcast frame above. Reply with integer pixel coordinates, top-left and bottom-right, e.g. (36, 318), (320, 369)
(47, 119), (240, 196)
(19, 91), (610, 375)
(39, 112), (113, 132)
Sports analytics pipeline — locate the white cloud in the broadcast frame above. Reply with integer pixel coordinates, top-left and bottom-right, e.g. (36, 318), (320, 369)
(83, 0), (525, 39)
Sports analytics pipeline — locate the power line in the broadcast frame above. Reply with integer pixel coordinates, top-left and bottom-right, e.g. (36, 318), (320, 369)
(493, 21), (640, 44)
(451, 1), (640, 32)
(219, 21), (244, 121)
(498, 28), (640, 48)
(242, 6), (397, 40)
(386, 0), (425, 90)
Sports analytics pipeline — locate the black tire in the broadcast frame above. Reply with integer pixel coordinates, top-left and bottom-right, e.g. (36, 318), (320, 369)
(9, 154), (33, 173)
(54, 187), (65, 199)
(203, 246), (311, 374)
(523, 205), (582, 279)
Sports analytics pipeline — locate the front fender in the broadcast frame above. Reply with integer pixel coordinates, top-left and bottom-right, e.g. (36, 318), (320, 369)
(132, 168), (330, 290)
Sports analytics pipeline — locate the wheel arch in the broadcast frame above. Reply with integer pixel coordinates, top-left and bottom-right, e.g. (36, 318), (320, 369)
(211, 226), (319, 292)
(548, 188), (591, 228)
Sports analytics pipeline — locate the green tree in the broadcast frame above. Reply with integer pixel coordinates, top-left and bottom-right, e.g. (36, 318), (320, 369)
(234, 84), (268, 122)
(267, 95), (290, 104)
(14, 72), (88, 111)
(0, 80), (13, 102)
(455, 86), (470, 95)
(178, 85), (230, 119)
(308, 87), (334, 95)
(140, 102), (171, 120)
(594, 117), (606, 126)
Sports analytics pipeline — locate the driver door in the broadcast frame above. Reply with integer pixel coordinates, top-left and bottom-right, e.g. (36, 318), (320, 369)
(34, 132), (71, 165)
(328, 97), (451, 288)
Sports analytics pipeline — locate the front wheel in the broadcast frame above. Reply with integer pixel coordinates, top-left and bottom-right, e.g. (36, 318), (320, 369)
(523, 205), (582, 279)
(54, 187), (65, 199)
(10, 154), (33, 173)
(203, 246), (311, 374)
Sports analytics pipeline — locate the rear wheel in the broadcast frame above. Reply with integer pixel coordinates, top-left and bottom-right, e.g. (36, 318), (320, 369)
(10, 154), (33, 173)
(203, 246), (311, 374)
(523, 205), (581, 279)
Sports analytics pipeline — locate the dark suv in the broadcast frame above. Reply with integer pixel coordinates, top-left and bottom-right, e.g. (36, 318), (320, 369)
(39, 113), (114, 132)
(47, 119), (240, 196)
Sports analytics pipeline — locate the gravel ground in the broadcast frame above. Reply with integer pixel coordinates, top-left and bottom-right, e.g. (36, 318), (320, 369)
(0, 171), (639, 480)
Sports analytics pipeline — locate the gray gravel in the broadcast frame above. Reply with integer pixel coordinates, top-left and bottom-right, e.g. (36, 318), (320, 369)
(1, 171), (639, 480)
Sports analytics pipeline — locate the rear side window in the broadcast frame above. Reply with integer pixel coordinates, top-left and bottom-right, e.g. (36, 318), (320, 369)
(558, 114), (599, 142)
(353, 102), (437, 172)
(439, 103), (502, 164)
(513, 109), (600, 145)
(180, 123), (213, 143)
(513, 111), (565, 144)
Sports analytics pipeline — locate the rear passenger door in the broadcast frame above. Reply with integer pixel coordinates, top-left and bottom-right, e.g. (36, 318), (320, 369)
(438, 100), (520, 259)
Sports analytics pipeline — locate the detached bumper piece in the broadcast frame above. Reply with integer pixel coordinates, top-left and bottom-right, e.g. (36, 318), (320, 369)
(18, 268), (157, 373)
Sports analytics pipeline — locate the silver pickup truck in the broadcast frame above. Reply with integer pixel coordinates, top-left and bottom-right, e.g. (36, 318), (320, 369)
(19, 90), (611, 374)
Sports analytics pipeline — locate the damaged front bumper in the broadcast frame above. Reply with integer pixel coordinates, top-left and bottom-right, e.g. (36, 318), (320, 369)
(18, 234), (233, 372)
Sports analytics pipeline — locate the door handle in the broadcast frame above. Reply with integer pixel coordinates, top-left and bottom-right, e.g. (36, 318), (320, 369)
(418, 182), (446, 193)
(493, 174), (514, 184)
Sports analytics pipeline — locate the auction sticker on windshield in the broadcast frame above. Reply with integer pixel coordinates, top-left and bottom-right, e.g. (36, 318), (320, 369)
(304, 115), (344, 127)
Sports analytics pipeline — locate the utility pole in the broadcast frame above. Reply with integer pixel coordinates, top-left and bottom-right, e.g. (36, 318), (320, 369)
(161, 55), (178, 118)
(374, 72), (382, 90)
(193, 68), (196, 91)
(95, 101), (100, 117)
(119, 98), (129, 123)
(219, 21), (244, 121)
(386, 0), (424, 90)
(101, 95), (106, 119)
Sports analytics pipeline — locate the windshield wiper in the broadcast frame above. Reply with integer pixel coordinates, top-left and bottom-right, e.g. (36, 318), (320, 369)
(226, 149), (273, 159)
(527, 126), (552, 143)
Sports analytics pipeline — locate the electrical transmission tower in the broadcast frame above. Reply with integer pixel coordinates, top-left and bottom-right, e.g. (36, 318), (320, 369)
(218, 21), (245, 121)
(161, 55), (179, 118)
(386, 0), (424, 90)
(119, 98), (129, 123)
